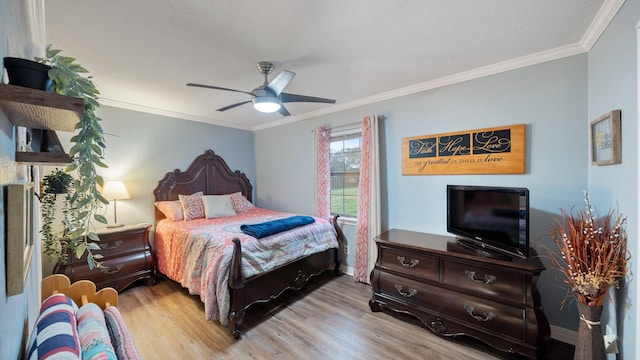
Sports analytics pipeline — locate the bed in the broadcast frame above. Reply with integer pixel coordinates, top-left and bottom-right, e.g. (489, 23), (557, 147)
(153, 149), (344, 338)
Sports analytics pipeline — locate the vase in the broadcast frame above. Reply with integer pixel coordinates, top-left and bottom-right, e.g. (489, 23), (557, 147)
(574, 302), (606, 360)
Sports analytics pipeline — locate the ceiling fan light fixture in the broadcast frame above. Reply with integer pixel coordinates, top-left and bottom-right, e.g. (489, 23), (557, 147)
(252, 96), (281, 113)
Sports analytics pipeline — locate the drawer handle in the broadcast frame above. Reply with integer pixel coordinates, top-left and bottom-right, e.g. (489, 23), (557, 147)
(100, 265), (123, 275)
(394, 284), (417, 298)
(464, 305), (496, 322)
(396, 256), (420, 269)
(465, 270), (497, 285)
(100, 240), (123, 250)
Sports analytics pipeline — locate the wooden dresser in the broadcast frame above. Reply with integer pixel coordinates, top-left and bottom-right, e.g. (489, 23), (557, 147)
(57, 223), (155, 292)
(369, 229), (550, 359)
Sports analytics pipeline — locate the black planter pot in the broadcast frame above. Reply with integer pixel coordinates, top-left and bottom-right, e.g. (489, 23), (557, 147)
(45, 179), (70, 195)
(3, 57), (51, 91)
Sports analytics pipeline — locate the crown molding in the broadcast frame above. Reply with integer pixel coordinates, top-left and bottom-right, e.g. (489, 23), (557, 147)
(254, 42), (586, 131)
(98, 98), (252, 131)
(254, 0), (624, 132)
(252, 0), (625, 131)
(85, 0), (624, 133)
(581, 0), (626, 51)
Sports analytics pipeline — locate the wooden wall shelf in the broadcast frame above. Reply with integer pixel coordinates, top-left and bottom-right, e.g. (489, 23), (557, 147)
(15, 151), (72, 165)
(0, 84), (82, 164)
(0, 84), (83, 132)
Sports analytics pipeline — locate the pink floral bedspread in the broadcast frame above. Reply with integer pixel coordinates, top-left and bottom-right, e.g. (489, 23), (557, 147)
(154, 207), (339, 326)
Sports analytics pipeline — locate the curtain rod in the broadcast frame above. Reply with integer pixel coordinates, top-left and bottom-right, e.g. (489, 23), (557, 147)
(329, 114), (386, 130)
(316, 114), (386, 134)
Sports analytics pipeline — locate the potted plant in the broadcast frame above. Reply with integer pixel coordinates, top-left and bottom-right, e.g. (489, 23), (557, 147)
(42, 168), (73, 194)
(549, 192), (630, 360)
(40, 169), (74, 263)
(36, 45), (109, 269)
(3, 56), (52, 90)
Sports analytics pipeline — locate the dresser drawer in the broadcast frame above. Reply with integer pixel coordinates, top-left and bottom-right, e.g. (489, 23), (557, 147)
(94, 228), (148, 258)
(442, 260), (526, 303)
(379, 246), (439, 282)
(429, 287), (527, 341)
(378, 271), (436, 308)
(67, 251), (152, 284)
(66, 226), (150, 262)
(379, 271), (526, 340)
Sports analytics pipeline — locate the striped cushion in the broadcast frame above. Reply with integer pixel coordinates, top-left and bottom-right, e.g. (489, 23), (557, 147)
(104, 307), (142, 360)
(26, 294), (81, 360)
(76, 303), (116, 360)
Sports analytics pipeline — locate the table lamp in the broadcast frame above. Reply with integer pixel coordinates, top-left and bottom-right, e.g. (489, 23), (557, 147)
(101, 180), (130, 228)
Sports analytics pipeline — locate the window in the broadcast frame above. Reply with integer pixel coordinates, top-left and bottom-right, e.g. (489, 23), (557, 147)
(330, 131), (361, 217)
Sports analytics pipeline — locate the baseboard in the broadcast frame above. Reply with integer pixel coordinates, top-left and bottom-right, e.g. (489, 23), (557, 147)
(340, 265), (355, 277)
(550, 325), (576, 346)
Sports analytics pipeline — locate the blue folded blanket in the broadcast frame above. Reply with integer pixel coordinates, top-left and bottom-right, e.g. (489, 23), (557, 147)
(240, 215), (316, 239)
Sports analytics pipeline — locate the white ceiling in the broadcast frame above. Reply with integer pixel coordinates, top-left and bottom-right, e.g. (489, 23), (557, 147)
(44, 0), (615, 131)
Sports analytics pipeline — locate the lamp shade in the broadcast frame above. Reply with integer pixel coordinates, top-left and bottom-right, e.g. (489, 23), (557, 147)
(101, 181), (130, 200)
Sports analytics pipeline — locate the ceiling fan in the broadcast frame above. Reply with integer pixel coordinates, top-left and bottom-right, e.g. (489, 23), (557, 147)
(187, 61), (336, 116)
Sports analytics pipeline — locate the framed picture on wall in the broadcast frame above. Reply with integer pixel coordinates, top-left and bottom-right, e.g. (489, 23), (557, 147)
(590, 110), (621, 166)
(6, 183), (35, 296)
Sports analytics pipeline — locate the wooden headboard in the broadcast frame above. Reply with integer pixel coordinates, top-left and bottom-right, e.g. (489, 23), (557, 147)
(153, 149), (253, 221)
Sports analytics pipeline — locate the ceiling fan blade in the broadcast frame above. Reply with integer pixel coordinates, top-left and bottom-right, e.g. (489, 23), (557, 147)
(278, 105), (291, 116)
(217, 100), (252, 112)
(187, 83), (254, 96)
(267, 70), (295, 96)
(281, 92), (336, 104)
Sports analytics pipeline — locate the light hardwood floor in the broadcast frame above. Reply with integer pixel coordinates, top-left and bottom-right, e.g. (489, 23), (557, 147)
(117, 274), (551, 359)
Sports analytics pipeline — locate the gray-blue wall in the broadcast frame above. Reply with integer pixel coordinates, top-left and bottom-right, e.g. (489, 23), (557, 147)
(587, 0), (639, 358)
(56, 104), (256, 225)
(0, 2), (46, 359)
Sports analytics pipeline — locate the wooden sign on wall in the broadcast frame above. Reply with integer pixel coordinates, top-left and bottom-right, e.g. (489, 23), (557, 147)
(402, 124), (525, 175)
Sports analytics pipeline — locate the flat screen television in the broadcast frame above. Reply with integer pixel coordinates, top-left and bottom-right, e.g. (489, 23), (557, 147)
(447, 185), (529, 260)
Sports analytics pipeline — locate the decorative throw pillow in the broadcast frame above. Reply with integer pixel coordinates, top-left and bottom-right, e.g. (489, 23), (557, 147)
(202, 195), (236, 218)
(104, 307), (142, 360)
(154, 200), (183, 221)
(244, 197), (255, 211)
(26, 294), (81, 360)
(229, 192), (250, 213)
(178, 191), (205, 221)
(76, 303), (117, 360)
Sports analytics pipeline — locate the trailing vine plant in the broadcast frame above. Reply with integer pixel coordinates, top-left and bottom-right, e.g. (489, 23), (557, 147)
(37, 45), (109, 269)
(40, 169), (74, 263)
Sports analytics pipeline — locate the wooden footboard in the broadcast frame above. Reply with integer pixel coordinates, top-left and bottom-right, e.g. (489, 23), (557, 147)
(227, 215), (345, 338)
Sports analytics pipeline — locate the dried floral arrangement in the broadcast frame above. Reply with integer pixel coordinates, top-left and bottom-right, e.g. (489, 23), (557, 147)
(550, 192), (630, 307)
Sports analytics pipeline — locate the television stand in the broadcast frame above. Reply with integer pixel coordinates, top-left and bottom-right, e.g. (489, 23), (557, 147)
(370, 229), (550, 359)
(456, 238), (513, 261)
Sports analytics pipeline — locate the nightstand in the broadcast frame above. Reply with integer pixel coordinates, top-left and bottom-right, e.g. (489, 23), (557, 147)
(56, 223), (155, 292)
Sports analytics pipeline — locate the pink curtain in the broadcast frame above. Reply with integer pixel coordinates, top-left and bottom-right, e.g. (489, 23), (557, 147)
(353, 115), (380, 283)
(315, 126), (331, 219)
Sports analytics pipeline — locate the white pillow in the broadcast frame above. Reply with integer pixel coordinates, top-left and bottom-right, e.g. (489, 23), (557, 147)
(202, 195), (236, 218)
